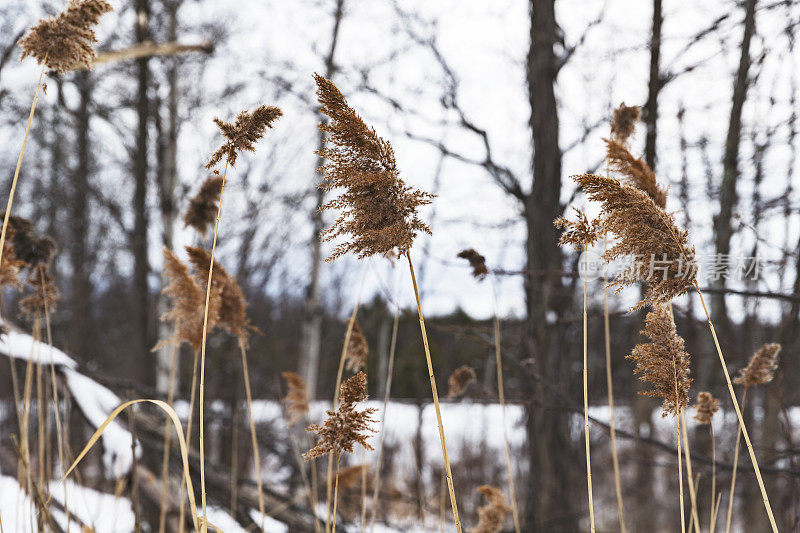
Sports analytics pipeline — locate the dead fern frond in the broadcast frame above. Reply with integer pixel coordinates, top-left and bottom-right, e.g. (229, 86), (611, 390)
(345, 318), (368, 372)
(314, 73), (433, 261)
(693, 392), (719, 425)
(282, 371), (310, 426)
(457, 249), (489, 281)
(554, 207), (601, 251)
(627, 304), (692, 417)
(610, 102), (640, 144)
(183, 176), (224, 236)
(575, 173), (696, 309)
(305, 372), (377, 460)
(447, 365), (477, 399)
(734, 343), (780, 388)
(605, 138), (667, 208)
(470, 485), (510, 533)
(206, 106), (282, 170)
(18, 0), (113, 74)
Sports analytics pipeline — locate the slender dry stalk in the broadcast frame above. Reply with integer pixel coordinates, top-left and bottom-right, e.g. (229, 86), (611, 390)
(681, 410), (702, 532)
(677, 415), (686, 533)
(725, 343), (779, 533)
(157, 345), (179, 533)
(238, 337), (266, 530)
(694, 392), (720, 533)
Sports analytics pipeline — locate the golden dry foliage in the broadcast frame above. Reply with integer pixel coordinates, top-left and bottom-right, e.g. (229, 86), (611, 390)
(18, 0), (113, 74)
(610, 102), (640, 144)
(575, 173), (696, 309)
(605, 138), (667, 208)
(305, 372), (377, 460)
(457, 249), (489, 281)
(157, 248), (222, 353)
(185, 246), (251, 343)
(314, 73), (433, 261)
(470, 485), (510, 533)
(206, 106), (282, 170)
(447, 365), (477, 399)
(693, 391), (720, 425)
(628, 304), (692, 417)
(183, 176), (224, 236)
(734, 343), (781, 388)
(554, 207), (601, 251)
(345, 318), (368, 372)
(282, 371), (310, 426)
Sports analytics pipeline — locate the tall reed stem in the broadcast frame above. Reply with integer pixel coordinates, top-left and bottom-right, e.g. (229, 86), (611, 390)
(178, 349), (200, 533)
(238, 337), (266, 530)
(710, 424), (718, 533)
(582, 252), (596, 532)
(406, 251), (461, 532)
(198, 160), (229, 532)
(724, 388), (747, 533)
(491, 281), (521, 533)
(681, 410), (702, 532)
(677, 415), (686, 533)
(694, 286), (778, 532)
(602, 265), (626, 532)
(331, 452), (341, 533)
(0, 60), (46, 277)
(157, 345), (179, 533)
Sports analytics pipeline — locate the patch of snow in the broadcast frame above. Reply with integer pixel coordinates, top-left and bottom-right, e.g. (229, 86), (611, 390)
(0, 322), (77, 368)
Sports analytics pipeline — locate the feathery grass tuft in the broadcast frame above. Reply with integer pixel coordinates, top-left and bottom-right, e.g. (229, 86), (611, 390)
(734, 342), (780, 388)
(693, 391), (720, 425)
(344, 318), (368, 372)
(457, 249), (488, 280)
(206, 106), (282, 169)
(282, 371), (311, 426)
(447, 365), (476, 399)
(183, 176), (225, 236)
(604, 139), (667, 208)
(610, 102), (640, 144)
(470, 485), (510, 533)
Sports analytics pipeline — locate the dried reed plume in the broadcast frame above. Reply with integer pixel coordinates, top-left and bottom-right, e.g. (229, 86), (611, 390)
(183, 176), (224, 236)
(282, 371), (310, 426)
(186, 246), (251, 344)
(628, 304), (692, 417)
(345, 318), (368, 372)
(314, 73), (433, 260)
(610, 103), (640, 144)
(447, 365), (476, 398)
(457, 249), (488, 280)
(555, 207), (600, 250)
(605, 139), (667, 208)
(0, 227), (25, 289)
(470, 485), (510, 533)
(575, 174), (696, 309)
(305, 372), (377, 460)
(20, 267), (60, 318)
(693, 392), (720, 425)
(18, 0), (113, 74)
(206, 106), (282, 170)
(157, 248), (221, 352)
(734, 343), (780, 388)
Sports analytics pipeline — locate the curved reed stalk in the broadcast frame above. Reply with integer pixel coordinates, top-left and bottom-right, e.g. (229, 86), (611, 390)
(677, 415), (686, 533)
(581, 252), (596, 533)
(724, 389), (747, 533)
(681, 410), (702, 531)
(178, 348), (200, 533)
(407, 252), (461, 532)
(331, 453), (342, 533)
(157, 345), (179, 533)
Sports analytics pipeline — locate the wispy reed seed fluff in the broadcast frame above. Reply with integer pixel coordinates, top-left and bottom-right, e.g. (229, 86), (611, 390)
(575, 173), (696, 309)
(693, 392), (720, 425)
(206, 105), (282, 170)
(604, 139), (667, 208)
(345, 318), (368, 372)
(314, 73), (433, 261)
(609, 102), (641, 144)
(183, 176), (224, 236)
(457, 249), (489, 281)
(282, 371), (310, 426)
(447, 365), (477, 399)
(734, 342), (781, 388)
(470, 485), (510, 533)
(19, 0), (113, 74)
(627, 304), (692, 417)
(554, 207), (601, 250)
(305, 371), (377, 459)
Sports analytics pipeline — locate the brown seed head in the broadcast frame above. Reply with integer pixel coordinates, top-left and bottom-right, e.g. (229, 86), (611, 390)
(605, 138), (667, 208)
(185, 246), (251, 344)
(206, 105), (282, 170)
(0, 225), (25, 289)
(19, 0), (113, 74)
(734, 343), (780, 388)
(157, 248), (222, 353)
(627, 304), (692, 417)
(447, 365), (477, 399)
(470, 485), (510, 533)
(554, 207), (601, 251)
(345, 318), (368, 372)
(282, 371), (310, 426)
(610, 102), (641, 143)
(575, 173), (696, 309)
(20, 266), (60, 318)
(457, 249), (489, 281)
(693, 391), (719, 425)
(314, 73), (433, 261)
(183, 176), (224, 236)
(305, 371), (377, 459)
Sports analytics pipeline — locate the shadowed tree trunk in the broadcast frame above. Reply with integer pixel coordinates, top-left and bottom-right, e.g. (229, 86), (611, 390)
(643, 0), (662, 171)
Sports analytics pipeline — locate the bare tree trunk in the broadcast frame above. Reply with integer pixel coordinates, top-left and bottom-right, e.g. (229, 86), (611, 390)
(523, 0), (575, 529)
(643, 0), (662, 171)
(298, 0), (345, 401)
(713, 0), (757, 330)
(134, 0), (154, 384)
